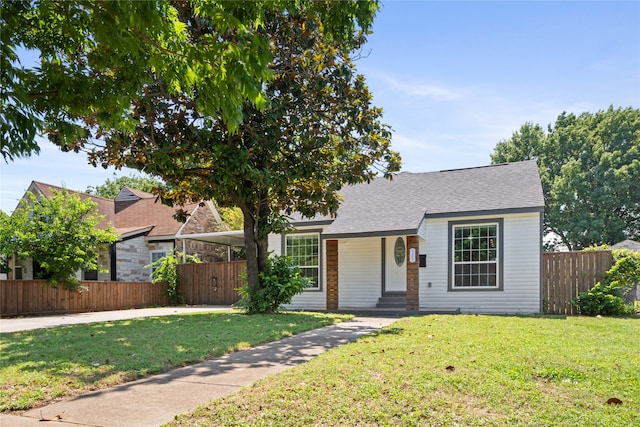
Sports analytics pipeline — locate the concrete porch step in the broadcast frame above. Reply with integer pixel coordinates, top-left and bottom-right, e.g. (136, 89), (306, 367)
(376, 293), (407, 309)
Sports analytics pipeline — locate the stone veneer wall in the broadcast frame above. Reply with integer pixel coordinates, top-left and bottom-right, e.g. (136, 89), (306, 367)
(179, 204), (230, 262)
(116, 237), (174, 282)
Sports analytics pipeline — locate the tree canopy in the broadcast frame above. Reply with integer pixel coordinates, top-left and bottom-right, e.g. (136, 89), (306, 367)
(491, 106), (640, 250)
(1, 189), (119, 289)
(1, 0), (380, 161)
(85, 173), (163, 199)
(75, 7), (400, 293)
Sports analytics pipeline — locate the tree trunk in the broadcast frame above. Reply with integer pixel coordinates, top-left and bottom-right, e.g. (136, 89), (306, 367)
(256, 201), (270, 277)
(242, 205), (260, 290)
(240, 200), (271, 291)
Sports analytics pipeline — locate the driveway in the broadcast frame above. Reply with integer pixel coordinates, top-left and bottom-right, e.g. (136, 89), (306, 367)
(0, 306), (231, 333)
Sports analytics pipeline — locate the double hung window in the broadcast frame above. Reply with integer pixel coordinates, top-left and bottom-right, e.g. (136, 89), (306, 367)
(286, 233), (320, 290)
(450, 221), (502, 290)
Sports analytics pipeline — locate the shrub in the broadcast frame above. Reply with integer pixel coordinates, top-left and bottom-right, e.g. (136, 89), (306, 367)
(236, 254), (310, 314)
(570, 281), (633, 316)
(147, 249), (201, 305)
(571, 249), (639, 316)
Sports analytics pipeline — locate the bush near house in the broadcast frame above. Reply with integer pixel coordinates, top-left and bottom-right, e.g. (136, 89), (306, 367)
(572, 249), (640, 316)
(1, 190), (118, 290)
(236, 255), (310, 314)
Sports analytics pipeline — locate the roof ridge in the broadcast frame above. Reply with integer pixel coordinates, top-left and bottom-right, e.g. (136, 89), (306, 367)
(31, 181), (114, 202)
(436, 161), (517, 173)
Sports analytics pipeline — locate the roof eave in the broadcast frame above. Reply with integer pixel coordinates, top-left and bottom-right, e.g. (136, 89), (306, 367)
(424, 206), (544, 219)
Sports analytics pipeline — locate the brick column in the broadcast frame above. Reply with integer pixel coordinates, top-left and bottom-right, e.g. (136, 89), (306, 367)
(326, 240), (339, 310)
(406, 235), (419, 310)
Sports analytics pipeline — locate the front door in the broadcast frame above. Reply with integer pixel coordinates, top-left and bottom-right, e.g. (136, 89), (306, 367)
(384, 236), (407, 293)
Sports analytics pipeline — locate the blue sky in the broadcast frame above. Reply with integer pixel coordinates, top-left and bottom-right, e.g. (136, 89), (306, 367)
(1, 0), (639, 213)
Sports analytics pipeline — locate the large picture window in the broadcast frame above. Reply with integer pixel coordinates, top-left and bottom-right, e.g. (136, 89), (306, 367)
(286, 233), (320, 290)
(449, 220), (502, 290)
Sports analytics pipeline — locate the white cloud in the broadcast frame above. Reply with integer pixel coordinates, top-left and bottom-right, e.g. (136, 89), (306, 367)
(376, 74), (461, 102)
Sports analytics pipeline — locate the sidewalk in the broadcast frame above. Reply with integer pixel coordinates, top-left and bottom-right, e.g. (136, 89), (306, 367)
(1, 316), (400, 427)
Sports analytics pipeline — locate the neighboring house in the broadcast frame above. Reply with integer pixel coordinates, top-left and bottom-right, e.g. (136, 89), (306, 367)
(267, 160), (545, 314)
(9, 181), (225, 282)
(610, 239), (640, 252)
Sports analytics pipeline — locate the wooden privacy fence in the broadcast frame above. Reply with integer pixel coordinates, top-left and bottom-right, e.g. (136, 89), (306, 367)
(543, 251), (613, 315)
(1, 280), (170, 317)
(177, 261), (246, 305)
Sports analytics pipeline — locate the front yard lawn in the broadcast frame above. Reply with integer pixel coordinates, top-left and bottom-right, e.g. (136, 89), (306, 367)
(170, 315), (639, 427)
(0, 310), (352, 412)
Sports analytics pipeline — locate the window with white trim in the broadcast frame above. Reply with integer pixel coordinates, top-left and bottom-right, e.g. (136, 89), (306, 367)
(286, 233), (320, 290)
(451, 222), (500, 289)
(150, 250), (167, 276)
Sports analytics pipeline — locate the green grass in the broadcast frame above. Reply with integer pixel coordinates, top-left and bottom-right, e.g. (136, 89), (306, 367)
(0, 310), (352, 412)
(169, 315), (640, 427)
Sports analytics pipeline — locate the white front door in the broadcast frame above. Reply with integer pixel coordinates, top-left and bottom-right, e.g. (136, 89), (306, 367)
(384, 237), (407, 293)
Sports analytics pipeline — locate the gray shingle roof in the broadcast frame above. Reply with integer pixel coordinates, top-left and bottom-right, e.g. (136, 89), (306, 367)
(293, 160), (544, 237)
(610, 239), (640, 251)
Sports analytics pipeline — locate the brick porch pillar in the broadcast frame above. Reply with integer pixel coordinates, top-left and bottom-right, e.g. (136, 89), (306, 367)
(406, 235), (419, 310)
(326, 240), (339, 310)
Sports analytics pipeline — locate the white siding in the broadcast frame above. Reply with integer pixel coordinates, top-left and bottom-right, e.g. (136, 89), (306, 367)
(419, 212), (541, 314)
(267, 234), (282, 256)
(338, 237), (382, 308)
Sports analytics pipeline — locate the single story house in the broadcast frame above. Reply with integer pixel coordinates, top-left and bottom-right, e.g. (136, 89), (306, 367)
(268, 160), (545, 314)
(8, 181), (225, 282)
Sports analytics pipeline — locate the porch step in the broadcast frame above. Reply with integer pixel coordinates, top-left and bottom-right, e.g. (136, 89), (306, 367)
(376, 294), (406, 309)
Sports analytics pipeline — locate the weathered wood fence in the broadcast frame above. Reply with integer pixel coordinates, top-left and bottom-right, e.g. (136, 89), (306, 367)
(542, 251), (613, 315)
(1, 280), (170, 317)
(1, 253), (621, 317)
(177, 261), (245, 305)
(0, 261), (246, 317)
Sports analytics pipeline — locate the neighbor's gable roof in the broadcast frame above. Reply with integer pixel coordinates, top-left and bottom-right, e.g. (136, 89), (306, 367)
(28, 181), (116, 229)
(114, 187), (198, 237)
(24, 181), (198, 239)
(296, 160), (544, 238)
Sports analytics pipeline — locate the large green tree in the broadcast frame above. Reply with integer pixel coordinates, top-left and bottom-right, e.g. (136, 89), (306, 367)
(1, 0), (378, 161)
(1, 190), (119, 289)
(85, 173), (163, 199)
(76, 8), (400, 293)
(491, 107), (640, 250)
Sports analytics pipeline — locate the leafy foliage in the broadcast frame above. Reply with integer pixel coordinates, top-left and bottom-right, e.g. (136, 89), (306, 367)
(76, 7), (399, 296)
(217, 207), (244, 231)
(147, 248), (201, 305)
(607, 249), (640, 290)
(491, 107), (640, 250)
(85, 173), (163, 199)
(0, 210), (10, 273)
(2, 0), (380, 161)
(570, 282), (633, 316)
(571, 249), (639, 316)
(1, 190), (118, 290)
(236, 255), (310, 314)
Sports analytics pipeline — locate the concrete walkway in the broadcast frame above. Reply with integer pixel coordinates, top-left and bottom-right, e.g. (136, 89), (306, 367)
(0, 306), (231, 333)
(1, 311), (399, 427)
